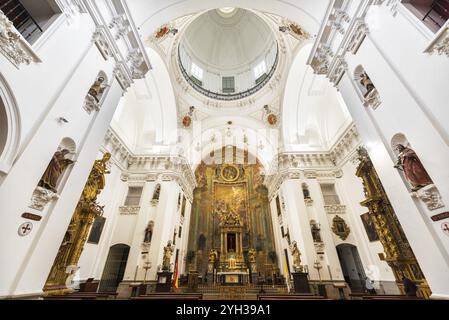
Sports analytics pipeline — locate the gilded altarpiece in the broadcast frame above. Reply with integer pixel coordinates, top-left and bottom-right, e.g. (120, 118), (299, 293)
(187, 149), (277, 276)
(356, 148), (431, 298)
(44, 153), (111, 294)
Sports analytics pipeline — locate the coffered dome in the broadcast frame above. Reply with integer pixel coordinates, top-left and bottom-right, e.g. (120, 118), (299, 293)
(178, 8), (278, 100)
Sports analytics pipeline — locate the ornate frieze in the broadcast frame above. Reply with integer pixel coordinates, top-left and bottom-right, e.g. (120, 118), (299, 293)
(92, 27), (114, 60)
(119, 206), (140, 215)
(328, 56), (348, 86)
(426, 24), (449, 58)
(103, 128), (196, 202)
(113, 63), (132, 91)
(346, 19), (369, 54)
(324, 204), (346, 215)
(412, 184), (445, 211)
(29, 187), (60, 211)
(0, 11), (35, 67)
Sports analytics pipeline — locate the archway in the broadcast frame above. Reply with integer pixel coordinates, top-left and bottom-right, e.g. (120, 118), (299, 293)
(0, 74), (20, 176)
(336, 244), (366, 293)
(98, 244), (130, 292)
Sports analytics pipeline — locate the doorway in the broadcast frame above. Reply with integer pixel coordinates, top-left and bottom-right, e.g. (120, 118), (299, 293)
(99, 244), (130, 292)
(336, 244), (366, 293)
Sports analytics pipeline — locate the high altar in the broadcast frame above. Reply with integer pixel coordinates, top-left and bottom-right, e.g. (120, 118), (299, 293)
(215, 199), (250, 284)
(187, 147), (277, 282)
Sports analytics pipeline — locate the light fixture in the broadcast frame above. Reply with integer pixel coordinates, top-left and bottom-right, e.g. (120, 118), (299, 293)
(219, 7), (235, 14)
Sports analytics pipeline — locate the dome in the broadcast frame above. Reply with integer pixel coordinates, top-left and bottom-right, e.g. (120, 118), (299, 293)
(178, 8), (278, 100)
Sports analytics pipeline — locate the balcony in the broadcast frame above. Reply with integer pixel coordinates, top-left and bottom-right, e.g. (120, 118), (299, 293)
(403, 0), (449, 33)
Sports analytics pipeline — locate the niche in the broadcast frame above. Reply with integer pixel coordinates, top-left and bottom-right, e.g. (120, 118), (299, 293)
(391, 133), (444, 211)
(143, 221), (154, 243)
(354, 65), (381, 109)
(84, 72), (108, 114)
(310, 220), (322, 243)
(151, 183), (161, 206)
(29, 138), (76, 211)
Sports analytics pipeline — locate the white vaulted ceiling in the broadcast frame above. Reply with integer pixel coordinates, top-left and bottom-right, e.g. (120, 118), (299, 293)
(181, 8), (274, 71)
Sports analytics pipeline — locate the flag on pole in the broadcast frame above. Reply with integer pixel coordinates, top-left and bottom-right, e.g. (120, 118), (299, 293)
(172, 252), (179, 289)
(283, 252), (291, 293)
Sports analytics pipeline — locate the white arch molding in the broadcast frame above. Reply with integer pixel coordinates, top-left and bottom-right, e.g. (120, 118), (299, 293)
(126, 0), (329, 41)
(0, 73), (21, 176)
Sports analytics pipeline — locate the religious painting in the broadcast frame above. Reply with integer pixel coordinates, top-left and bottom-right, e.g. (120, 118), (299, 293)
(360, 213), (379, 242)
(220, 164), (239, 182)
(331, 215), (350, 240)
(87, 216), (106, 244)
(214, 183), (248, 232)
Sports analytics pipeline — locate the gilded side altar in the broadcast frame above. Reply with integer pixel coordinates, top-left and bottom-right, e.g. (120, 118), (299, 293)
(44, 153), (111, 294)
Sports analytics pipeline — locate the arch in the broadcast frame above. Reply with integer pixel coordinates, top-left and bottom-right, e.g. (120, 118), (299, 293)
(98, 244), (130, 292)
(391, 133), (409, 156)
(336, 243), (366, 293)
(281, 43), (351, 149)
(127, 0), (329, 41)
(0, 73), (21, 175)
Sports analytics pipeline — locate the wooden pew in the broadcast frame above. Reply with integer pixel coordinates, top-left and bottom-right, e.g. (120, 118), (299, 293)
(130, 293), (203, 300)
(44, 292), (117, 300)
(362, 294), (423, 300)
(258, 294), (327, 300)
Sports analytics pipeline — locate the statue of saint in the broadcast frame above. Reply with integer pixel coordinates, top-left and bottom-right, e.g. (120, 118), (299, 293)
(290, 241), (303, 272)
(311, 223), (322, 242)
(248, 248), (257, 264)
(302, 184), (311, 199)
(162, 240), (174, 271)
(81, 153), (111, 203)
(38, 149), (75, 193)
(360, 72), (375, 95)
(144, 221), (154, 243)
(228, 250), (236, 270)
(208, 249), (217, 264)
(394, 144), (433, 191)
(88, 76), (106, 102)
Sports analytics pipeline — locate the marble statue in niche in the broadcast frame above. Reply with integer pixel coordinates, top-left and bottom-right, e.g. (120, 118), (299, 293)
(38, 149), (75, 193)
(88, 76), (106, 103)
(144, 221), (154, 243)
(394, 144), (433, 191)
(359, 72), (375, 95)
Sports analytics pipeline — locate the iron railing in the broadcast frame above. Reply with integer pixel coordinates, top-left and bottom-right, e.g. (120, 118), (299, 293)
(178, 43), (279, 101)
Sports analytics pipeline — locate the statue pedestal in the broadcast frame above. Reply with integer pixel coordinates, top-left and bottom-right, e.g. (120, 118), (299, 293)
(156, 271), (173, 292)
(292, 272), (310, 294)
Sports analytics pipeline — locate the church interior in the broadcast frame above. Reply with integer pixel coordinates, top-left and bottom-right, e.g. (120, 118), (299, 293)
(0, 0), (449, 301)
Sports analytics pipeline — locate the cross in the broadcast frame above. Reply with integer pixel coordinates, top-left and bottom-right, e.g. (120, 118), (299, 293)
(21, 224), (32, 233)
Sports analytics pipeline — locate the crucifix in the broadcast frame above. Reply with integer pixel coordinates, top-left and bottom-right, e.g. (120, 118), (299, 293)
(143, 261), (152, 284)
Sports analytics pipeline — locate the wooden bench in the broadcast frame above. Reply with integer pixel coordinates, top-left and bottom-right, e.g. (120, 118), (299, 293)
(362, 294), (423, 300)
(44, 292), (117, 300)
(257, 294), (327, 300)
(130, 293), (203, 300)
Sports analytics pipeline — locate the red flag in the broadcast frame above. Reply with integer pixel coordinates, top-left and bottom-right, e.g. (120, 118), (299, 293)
(172, 253), (179, 288)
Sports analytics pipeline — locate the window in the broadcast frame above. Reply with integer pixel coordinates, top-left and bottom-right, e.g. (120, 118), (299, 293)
(254, 61), (267, 80)
(124, 186), (143, 206)
(320, 184), (340, 205)
(191, 63), (203, 80)
(222, 76), (235, 93)
(0, 0), (62, 44)
(402, 0), (449, 33)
